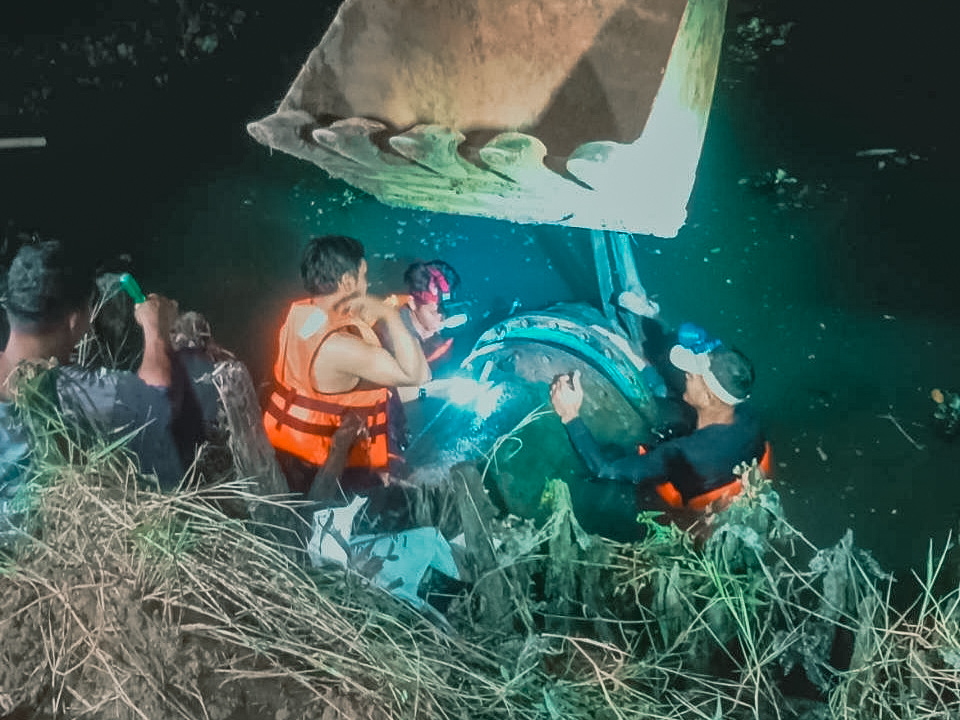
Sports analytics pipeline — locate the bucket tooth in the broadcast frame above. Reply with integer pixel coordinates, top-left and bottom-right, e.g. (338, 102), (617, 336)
(310, 117), (391, 166)
(389, 124), (474, 177)
(478, 132), (547, 179)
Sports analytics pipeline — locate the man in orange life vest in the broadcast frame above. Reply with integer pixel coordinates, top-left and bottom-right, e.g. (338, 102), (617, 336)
(549, 340), (766, 517)
(263, 235), (430, 495)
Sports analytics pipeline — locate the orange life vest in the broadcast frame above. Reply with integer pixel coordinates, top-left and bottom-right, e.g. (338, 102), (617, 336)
(653, 441), (773, 512)
(263, 300), (389, 469)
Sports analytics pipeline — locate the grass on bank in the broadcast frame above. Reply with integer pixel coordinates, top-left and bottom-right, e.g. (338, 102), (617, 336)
(1, 371), (959, 720)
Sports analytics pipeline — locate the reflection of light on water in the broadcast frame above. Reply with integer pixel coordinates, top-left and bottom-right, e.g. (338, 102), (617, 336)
(474, 383), (504, 420)
(426, 377), (505, 420)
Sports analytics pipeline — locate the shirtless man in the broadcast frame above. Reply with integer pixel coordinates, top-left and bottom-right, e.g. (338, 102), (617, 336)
(263, 235), (429, 496)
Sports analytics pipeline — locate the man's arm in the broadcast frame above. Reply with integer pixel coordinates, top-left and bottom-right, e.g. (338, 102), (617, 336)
(373, 304), (430, 386)
(550, 369), (667, 485)
(132, 293), (204, 472)
(564, 416), (667, 484)
(318, 297), (430, 390)
(319, 333), (429, 389)
(134, 294), (178, 387)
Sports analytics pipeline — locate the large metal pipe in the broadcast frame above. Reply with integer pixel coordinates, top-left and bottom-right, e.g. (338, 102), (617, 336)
(406, 302), (670, 540)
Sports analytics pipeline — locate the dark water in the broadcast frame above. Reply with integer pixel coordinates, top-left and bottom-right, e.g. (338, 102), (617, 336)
(2, 0), (959, 592)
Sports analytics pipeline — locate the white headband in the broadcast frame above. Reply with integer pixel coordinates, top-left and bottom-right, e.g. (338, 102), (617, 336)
(669, 345), (746, 405)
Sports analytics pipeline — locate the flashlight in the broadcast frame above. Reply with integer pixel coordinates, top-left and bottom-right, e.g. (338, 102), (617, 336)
(118, 273), (146, 304)
(440, 313), (468, 330)
(440, 299), (471, 329)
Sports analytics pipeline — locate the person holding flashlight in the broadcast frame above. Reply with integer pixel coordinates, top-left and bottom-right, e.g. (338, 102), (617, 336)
(0, 239), (198, 547)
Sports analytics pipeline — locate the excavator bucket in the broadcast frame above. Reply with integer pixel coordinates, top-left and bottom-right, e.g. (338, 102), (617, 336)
(248, 0), (728, 237)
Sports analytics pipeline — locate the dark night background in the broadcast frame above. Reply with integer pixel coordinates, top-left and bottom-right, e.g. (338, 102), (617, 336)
(2, 0), (959, 595)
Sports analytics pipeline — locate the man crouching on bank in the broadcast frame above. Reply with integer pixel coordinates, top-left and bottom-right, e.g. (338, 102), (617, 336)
(263, 235), (429, 498)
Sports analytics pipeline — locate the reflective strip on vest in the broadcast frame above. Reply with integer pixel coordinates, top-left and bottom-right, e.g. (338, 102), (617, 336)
(264, 385), (390, 469)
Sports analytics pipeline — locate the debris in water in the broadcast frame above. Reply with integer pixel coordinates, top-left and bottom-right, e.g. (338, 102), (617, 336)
(727, 16), (795, 66)
(774, 168), (795, 184)
(931, 388), (960, 439)
(739, 168), (819, 209)
(856, 148), (927, 169)
(878, 411), (926, 451)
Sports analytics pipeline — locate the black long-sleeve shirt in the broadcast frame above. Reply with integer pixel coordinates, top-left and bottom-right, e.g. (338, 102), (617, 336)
(564, 406), (765, 505)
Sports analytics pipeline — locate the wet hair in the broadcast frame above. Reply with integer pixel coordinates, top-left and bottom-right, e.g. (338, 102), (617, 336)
(403, 260), (461, 298)
(709, 346), (755, 401)
(3, 239), (95, 329)
(300, 235), (365, 296)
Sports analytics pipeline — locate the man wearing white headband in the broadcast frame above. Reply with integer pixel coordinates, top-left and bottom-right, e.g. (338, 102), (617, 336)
(550, 339), (765, 515)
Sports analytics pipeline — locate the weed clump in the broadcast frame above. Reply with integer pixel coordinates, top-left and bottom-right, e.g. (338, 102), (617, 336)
(1, 394), (959, 719)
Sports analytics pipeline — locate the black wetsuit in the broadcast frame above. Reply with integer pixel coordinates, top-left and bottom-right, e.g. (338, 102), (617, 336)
(564, 405), (765, 505)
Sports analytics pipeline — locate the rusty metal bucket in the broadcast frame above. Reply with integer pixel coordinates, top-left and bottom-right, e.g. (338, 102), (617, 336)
(248, 0), (728, 237)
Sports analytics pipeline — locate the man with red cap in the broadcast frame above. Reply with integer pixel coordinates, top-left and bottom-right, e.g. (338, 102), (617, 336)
(385, 260), (462, 371)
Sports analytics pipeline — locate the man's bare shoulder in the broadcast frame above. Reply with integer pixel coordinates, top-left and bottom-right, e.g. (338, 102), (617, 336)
(317, 324), (373, 356)
(312, 326), (384, 388)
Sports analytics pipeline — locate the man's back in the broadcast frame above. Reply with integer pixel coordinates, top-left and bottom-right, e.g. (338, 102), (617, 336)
(643, 406), (765, 502)
(56, 364), (184, 488)
(0, 361), (185, 490)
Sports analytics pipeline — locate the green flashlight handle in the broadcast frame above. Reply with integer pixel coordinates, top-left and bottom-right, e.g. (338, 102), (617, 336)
(118, 273), (146, 304)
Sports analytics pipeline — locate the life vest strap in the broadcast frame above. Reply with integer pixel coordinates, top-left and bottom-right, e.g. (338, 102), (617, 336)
(264, 402), (388, 439)
(272, 381), (388, 415)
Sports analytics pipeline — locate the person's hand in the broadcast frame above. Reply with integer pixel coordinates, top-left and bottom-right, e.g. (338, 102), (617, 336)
(332, 411), (368, 446)
(134, 293), (179, 342)
(339, 293), (394, 326)
(550, 369), (583, 424)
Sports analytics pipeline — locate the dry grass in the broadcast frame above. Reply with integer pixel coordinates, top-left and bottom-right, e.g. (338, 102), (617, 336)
(2, 373), (959, 719)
